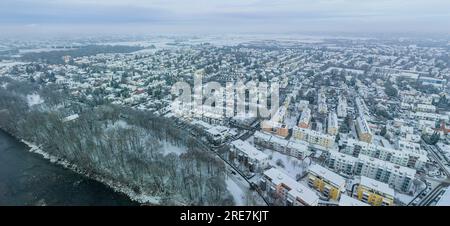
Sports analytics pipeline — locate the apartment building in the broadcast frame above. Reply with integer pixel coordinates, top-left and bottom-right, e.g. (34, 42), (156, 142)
(318, 92), (328, 114)
(293, 126), (336, 149)
(298, 107), (312, 128)
(327, 149), (358, 176)
(355, 154), (416, 193)
(261, 168), (319, 206)
(415, 103), (436, 113)
(355, 176), (395, 206)
(307, 164), (346, 200)
(339, 194), (370, 206)
(355, 116), (373, 143)
(230, 139), (270, 172)
(340, 138), (428, 169)
(327, 111), (339, 135)
(254, 131), (312, 159)
(261, 120), (289, 138)
(337, 95), (348, 118)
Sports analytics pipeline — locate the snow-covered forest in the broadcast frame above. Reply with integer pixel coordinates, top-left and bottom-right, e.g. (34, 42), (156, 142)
(0, 77), (234, 205)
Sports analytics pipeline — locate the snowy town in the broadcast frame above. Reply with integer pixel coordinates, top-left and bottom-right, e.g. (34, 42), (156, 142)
(1, 35), (450, 206)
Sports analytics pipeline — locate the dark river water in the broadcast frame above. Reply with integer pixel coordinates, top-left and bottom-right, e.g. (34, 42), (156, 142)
(0, 129), (138, 206)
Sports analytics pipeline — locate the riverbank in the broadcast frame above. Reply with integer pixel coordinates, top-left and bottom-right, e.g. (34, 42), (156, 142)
(0, 128), (159, 205)
(0, 128), (141, 206)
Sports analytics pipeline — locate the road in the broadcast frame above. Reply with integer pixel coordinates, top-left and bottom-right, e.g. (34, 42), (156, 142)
(173, 118), (270, 206)
(422, 143), (450, 177)
(418, 183), (447, 206)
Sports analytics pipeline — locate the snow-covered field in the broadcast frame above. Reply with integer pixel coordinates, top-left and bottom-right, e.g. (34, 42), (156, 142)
(26, 93), (44, 107)
(226, 177), (246, 206)
(0, 61), (27, 68)
(161, 142), (186, 156)
(395, 192), (415, 205)
(262, 148), (308, 180)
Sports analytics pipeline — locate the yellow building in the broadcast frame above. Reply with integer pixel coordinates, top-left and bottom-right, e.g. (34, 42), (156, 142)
(355, 176), (394, 206)
(307, 164), (346, 200)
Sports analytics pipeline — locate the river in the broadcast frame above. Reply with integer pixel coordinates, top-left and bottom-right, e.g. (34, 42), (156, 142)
(0, 129), (138, 206)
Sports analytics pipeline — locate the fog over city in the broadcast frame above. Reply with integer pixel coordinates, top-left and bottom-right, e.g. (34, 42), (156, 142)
(1, 0), (450, 37)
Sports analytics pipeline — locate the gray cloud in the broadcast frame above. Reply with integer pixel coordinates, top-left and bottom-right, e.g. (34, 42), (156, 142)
(1, 0), (449, 36)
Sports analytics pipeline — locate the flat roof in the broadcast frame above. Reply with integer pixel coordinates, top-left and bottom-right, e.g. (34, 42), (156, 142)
(308, 164), (346, 189)
(360, 176), (395, 197)
(339, 194), (370, 206)
(264, 168), (319, 206)
(231, 139), (268, 161)
(358, 154), (416, 177)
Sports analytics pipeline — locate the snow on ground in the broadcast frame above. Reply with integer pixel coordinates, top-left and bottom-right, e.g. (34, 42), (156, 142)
(21, 139), (163, 205)
(161, 142), (186, 156)
(396, 192), (415, 205)
(226, 177), (246, 206)
(26, 93), (44, 107)
(18, 48), (76, 54)
(284, 115), (299, 129)
(262, 148), (307, 180)
(0, 61), (26, 67)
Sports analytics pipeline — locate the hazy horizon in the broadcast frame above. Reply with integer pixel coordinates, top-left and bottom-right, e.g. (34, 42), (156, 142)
(1, 0), (450, 38)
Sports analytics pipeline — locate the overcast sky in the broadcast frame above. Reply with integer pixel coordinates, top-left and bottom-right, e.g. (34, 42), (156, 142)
(1, 0), (450, 37)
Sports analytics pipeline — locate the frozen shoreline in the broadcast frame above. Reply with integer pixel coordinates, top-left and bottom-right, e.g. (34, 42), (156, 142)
(20, 139), (162, 205)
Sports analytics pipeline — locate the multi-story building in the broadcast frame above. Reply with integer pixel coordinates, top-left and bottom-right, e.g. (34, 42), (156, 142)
(261, 105), (290, 137)
(298, 100), (310, 111)
(230, 139), (269, 172)
(339, 194), (370, 206)
(327, 112), (339, 135)
(415, 103), (436, 113)
(355, 154), (416, 193)
(293, 126), (335, 149)
(261, 168), (319, 206)
(318, 92), (328, 114)
(298, 107), (311, 128)
(355, 116), (373, 143)
(254, 131), (312, 159)
(340, 138), (428, 169)
(261, 120), (289, 138)
(327, 150), (358, 176)
(327, 149), (416, 192)
(285, 140), (312, 160)
(355, 97), (370, 118)
(337, 95), (347, 118)
(355, 176), (395, 206)
(307, 164), (346, 200)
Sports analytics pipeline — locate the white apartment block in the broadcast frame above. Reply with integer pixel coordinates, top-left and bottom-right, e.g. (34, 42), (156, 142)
(298, 107), (311, 128)
(327, 111), (339, 136)
(254, 131), (312, 159)
(327, 149), (358, 176)
(355, 154), (416, 193)
(415, 103), (436, 113)
(355, 116), (373, 143)
(230, 139), (270, 172)
(337, 95), (348, 118)
(293, 126), (336, 149)
(340, 138), (428, 170)
(327, 150), (416, 192)
(318, 92), (328, 114)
